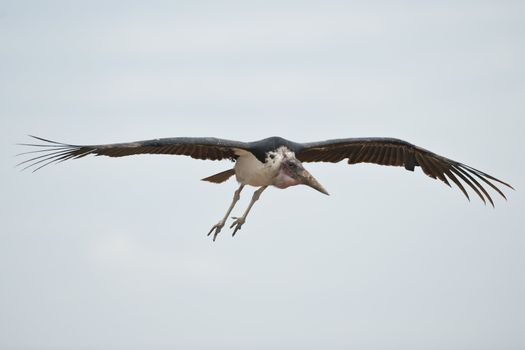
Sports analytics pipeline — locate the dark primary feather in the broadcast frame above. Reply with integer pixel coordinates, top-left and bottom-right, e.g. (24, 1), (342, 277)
(296, 137), (513, 206)
(16, 135), (250, 172)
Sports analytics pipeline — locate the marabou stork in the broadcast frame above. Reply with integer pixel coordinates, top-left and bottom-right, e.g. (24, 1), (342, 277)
(18, 135), (513, 240)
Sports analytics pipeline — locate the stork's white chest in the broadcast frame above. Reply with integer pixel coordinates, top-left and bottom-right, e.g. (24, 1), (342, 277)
(234, 151), (279, 186)
(233, 147), (297, 187)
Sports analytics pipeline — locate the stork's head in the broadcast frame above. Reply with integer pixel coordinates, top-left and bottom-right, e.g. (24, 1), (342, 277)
(274, 156), (329, 195)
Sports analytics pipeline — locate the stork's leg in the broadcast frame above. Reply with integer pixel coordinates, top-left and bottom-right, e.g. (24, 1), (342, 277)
(230, 186), (268, 236)
(208, 184), (245, 241)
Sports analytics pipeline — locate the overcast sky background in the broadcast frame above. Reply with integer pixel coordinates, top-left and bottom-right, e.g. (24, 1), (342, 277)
(1, 1), (524, 349)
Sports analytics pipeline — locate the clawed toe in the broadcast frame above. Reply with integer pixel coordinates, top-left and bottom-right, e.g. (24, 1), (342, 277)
(230, 217), (245, 236)
(207, 222), (225, 241)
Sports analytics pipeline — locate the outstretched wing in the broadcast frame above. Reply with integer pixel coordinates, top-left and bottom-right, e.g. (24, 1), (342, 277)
(296, 137), (513, 206)
(17, 135), (251, 172)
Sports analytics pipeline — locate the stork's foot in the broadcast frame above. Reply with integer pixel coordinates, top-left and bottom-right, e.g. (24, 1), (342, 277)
(230, 217), (246, 236)
(207, 221), (225, 241)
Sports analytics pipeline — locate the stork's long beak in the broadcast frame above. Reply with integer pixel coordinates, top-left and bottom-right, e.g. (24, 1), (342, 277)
(297, 168), (329, 195)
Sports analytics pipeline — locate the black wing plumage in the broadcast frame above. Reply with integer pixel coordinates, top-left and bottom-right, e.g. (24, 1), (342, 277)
(17, 135), (250, 172)
(296, 137), (513, 206)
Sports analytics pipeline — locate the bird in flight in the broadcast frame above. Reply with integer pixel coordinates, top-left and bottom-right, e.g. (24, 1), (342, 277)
(18, 135), (513, 240)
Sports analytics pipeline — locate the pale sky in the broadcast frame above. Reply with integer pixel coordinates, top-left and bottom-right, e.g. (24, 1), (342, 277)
(1, 1), (524, 349)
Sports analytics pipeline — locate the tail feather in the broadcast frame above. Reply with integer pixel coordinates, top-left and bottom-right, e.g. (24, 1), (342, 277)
(201, 168), (235, 184)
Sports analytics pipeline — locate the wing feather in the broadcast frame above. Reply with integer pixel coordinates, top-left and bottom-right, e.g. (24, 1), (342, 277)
(297, 137), (513, 204)
(17, 135), (250, 171)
